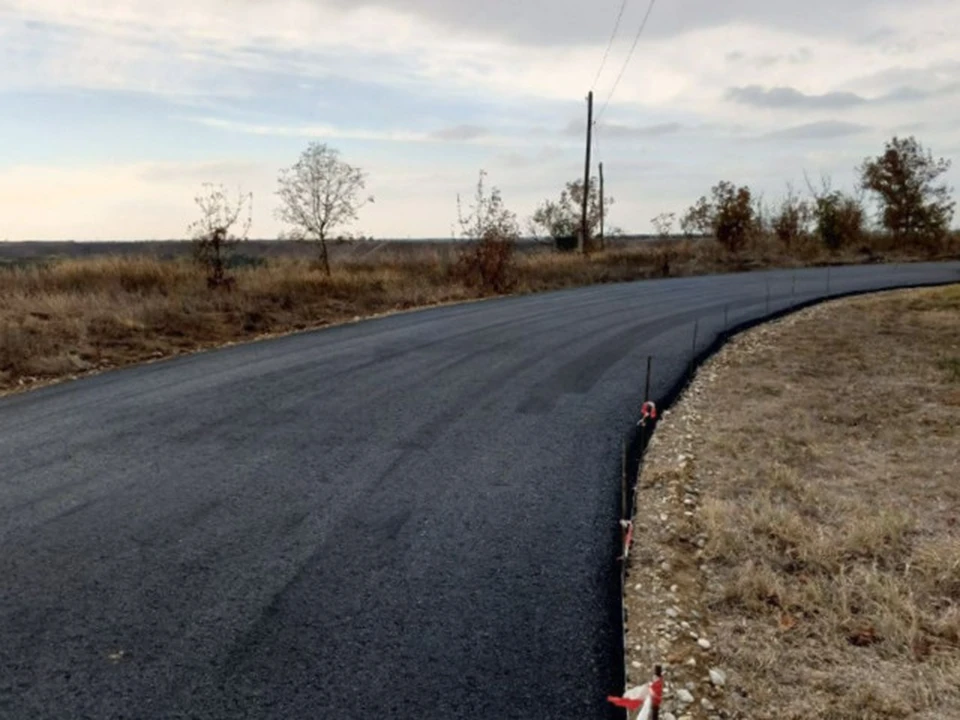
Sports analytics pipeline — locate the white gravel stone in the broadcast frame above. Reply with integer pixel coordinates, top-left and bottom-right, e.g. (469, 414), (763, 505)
(666, 607), (679, 618)
(697, 638), (712, 650)
(709, 668), (727, 687)
(676, 688), (695, 704)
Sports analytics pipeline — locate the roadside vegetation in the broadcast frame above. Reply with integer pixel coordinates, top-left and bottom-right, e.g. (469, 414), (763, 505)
(625, 285), (960, 719)
(0, 135), (957, 394)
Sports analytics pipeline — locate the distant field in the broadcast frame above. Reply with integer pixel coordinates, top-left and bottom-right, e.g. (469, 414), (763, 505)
(0, 236), (662, 265)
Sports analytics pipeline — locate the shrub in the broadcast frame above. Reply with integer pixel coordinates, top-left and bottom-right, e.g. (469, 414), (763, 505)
(771, 189), (813, 250)
(681, 181), (757, 253)
(814, 191), (866, 251)
(454, 170), (519, 293)
(712, 181), (756, 254)
(454, 234), (516, 294)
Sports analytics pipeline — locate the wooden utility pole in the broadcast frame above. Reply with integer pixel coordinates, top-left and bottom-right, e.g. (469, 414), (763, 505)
(599, 161), (605, 250)
(579, 91), (594, 254)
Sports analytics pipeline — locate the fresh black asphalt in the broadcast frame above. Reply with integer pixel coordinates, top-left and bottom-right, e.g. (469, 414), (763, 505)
(2, 263), (958, 720)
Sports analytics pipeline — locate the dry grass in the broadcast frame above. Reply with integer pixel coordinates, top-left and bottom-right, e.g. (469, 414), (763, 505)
(2, 235), (959, 394)
(624, 285), (960, 719)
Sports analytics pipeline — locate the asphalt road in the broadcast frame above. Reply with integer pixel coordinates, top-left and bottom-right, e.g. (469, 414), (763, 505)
(2, 263), (958, 720)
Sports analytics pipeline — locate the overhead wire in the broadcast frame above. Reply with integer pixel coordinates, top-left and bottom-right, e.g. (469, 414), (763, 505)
(590, 0), (631, 92)
(595, 0), (658, 125)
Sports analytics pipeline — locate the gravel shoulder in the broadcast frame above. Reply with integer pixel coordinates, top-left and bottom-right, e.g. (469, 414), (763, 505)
(624, 285), (960, 720)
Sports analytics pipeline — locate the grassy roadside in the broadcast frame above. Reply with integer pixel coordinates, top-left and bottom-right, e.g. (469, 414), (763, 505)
(1, 236), (958, 395)
(623, 285), (960, 719)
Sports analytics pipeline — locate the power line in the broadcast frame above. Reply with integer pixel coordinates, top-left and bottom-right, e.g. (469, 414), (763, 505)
(595, 0), (658, 124)
(590, 0), (631, 91)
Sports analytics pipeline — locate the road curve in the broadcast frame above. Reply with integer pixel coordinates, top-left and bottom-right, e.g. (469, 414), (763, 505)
(2, 263), (958, 720)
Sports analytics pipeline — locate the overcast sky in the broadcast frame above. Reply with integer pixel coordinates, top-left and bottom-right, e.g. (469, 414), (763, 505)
(1, 0), (958, 240)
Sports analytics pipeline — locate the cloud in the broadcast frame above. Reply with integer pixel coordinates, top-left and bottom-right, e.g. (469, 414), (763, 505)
(727, 80), (960, 111)
(564, 119), (683, 138)
(324, 0), (913, 46)
(603, 122), (684, 139)
(190, 117), (427, 142)
(188, 117), (525, 147)
(2, 0), (960, 240)
(137, 160), (266, 184)
(760, 120), (871, 140)
(498, 146), (566, 169)
(725, 47), (814, 69)
(727, 85), (867, 109)
(429, 124), (487, 141)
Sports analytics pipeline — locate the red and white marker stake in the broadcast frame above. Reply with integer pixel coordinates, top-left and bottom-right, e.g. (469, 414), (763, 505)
(608, 667), (663, 719)
(608, 685), (652, 719)
(619, 520), (633, 561)
(638, 401), (658, 428)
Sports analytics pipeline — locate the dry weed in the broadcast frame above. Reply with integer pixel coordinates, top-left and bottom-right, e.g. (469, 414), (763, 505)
(1, 241), (957, 393)
(625, 284), (960, 719)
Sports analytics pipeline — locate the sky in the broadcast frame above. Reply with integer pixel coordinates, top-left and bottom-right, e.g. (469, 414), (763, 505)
(1, 0), (958, 240)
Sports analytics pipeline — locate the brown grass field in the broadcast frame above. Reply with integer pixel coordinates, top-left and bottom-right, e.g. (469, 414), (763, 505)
(1, 234), (959, 394)
(624, 285), (960, 719)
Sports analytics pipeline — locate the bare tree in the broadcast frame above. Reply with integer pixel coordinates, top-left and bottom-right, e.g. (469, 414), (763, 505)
(651, 212), (676, 239)
(680, 195), (712, 238)
(188, 184), (252, 289)
(771, 184), (813, 250)
(530, 177), (613, 251)
(276, 143), (373, 276)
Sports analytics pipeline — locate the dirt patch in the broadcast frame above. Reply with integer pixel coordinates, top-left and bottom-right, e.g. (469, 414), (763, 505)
(623, 285), (960, 719)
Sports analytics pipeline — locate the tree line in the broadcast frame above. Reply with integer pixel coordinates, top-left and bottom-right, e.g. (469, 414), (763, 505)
(191, 136), (955, 291)
(660, 136), (955, 255)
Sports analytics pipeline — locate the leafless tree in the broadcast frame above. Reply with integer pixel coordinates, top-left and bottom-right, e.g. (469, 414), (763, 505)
(188, 184), (252, 289)
(651, 212), (676, 239)
(771, 184), (813, 250)
(530, 177), (613, 251)
(276, 142), (373, 276)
